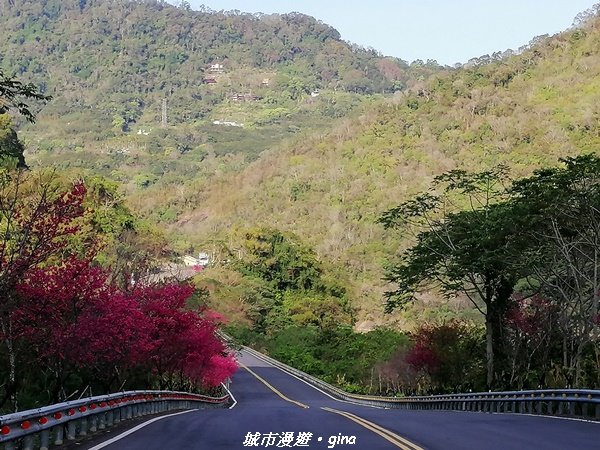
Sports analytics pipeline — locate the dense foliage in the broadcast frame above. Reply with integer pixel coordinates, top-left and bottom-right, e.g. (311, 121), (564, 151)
(2, 0), (600, 399)
(0, 170), (236, 413)
(0, 0), (443, 325)
(382, 156), (600, 390)
(93, 4), (600, 325)
(0, 0), (413, 145)
(0, 68), (236, 412)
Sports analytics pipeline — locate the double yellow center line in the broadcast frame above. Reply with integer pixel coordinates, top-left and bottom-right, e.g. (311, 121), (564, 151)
(240, 361), (309, 409)
(241, 361), (424, 450)
(321, 407), (425, 450)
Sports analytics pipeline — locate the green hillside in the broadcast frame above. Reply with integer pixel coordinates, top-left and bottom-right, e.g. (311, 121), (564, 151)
(3, 0), (600, 328)
(0, 0), (423, 151)
(159, 8), (600, 325)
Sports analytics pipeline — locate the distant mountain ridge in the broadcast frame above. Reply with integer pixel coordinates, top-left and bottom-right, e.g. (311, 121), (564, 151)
(156, 7), (600, 323)
(3, 0), (599, 325)
(0, 0), (417, 128)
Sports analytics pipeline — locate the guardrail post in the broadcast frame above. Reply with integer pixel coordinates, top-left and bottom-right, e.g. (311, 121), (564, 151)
(22, 435), (34, 450)
(569, 399), (576, 416)
(107, 410), (114, 426)
(40, 428), (51, 450)
(54, 424), (65, 445)
(99, 412), (106, 429)
(67, 420), (77, 440)
(80, 417), (88, 436)
(90, 414), (98, 432)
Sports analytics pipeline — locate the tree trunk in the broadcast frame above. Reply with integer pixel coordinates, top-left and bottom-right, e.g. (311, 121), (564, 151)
(1, 317), (18, 411)
(485, 311), (494, 389)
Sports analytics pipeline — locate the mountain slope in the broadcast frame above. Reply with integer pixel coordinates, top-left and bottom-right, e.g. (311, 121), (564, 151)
(0, 0), (415, 130)
(154, 10), (600, 323)
(3, 0), (600, 326)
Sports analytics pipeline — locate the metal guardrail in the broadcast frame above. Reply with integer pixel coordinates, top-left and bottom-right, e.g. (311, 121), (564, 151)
(243, 346), (600, 421)
(0, 389), (230, 450)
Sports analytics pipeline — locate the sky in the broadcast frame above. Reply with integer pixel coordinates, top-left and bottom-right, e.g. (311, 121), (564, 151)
(177, 1), (597, 65)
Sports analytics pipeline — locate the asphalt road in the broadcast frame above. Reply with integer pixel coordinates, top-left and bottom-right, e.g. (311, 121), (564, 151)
(83, 350), (599, 450)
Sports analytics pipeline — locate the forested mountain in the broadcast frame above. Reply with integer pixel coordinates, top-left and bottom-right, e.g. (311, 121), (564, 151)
(155, 7), (600, 325)
(2, 0), (600, 328)
(0, 0), (418, 132)
(0, 0), (440, 325)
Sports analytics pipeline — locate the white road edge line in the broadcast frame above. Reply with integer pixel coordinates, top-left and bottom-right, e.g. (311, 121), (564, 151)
(489, 410), (600, 424)
(241, 348), (386, 409)
(242, 348), (600, 422)
(87, 409), (195, 450)
(222, 381), (238, 409)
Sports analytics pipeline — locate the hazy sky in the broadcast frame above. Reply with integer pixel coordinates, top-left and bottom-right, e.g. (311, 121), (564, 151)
(177, 1), (597, 65)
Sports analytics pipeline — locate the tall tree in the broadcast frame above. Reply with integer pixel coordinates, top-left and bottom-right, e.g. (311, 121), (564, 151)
(0, 172), (86, 410)
(0, 115), (26, 169)
(510, 155), (600, 386)
(0, 69), (50, 122)
(379, 167), (522, 388)
(236, 228), (322, 292)
(0, 69), (51, 168)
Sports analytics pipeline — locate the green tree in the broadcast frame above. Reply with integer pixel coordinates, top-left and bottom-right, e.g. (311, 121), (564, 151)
(0, 69), (51, 123)
(0, 115), (26, 169)
(236, 228), (322, 292)
(510, 155), (600, 387)
(0, 69), (51, 168)
(379, 167), (523, 388)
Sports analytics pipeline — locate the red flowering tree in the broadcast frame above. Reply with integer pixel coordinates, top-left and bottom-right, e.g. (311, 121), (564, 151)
(0, 171), (237, 410)
(503, 294), (559, 388)
(15, 257), (109, 345)
(0, 173), (87, 410)
(405, 321), (485, 393)
(14, 262), (237, 399)
(69, 291), (153, 391)
(134, 283), (237, 390)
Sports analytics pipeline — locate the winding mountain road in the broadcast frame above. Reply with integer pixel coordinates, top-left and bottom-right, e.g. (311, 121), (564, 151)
(83, 350), (599, 450)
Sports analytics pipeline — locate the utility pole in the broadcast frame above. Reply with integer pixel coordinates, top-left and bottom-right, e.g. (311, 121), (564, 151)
(161, 98), (167, 127)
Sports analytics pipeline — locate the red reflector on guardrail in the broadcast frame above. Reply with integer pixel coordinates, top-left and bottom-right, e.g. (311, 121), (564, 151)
(39, 417), (48, 425)
(1, 426), (10, 435)
(54, 412), (62, 420)
(20, 421), (30, 430)
(79, 406), (87, 412)
(68, 409), (75, 416)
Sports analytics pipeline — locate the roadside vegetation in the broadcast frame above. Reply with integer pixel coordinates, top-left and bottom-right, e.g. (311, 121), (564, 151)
(0, 72), (236, 413)
(1, 0), (599, 404)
